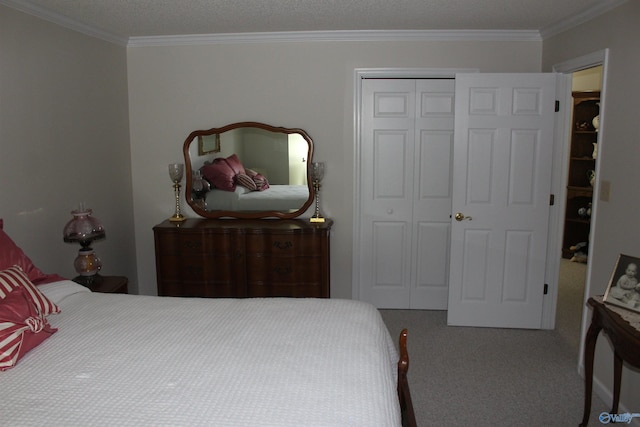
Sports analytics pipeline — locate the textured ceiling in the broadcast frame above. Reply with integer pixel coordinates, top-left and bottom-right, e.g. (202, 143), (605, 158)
(2, 0), (620, 40)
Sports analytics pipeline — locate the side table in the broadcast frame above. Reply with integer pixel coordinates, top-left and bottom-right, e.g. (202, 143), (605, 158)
(580, 296), (640, 426)
(73, 275), (129, 294)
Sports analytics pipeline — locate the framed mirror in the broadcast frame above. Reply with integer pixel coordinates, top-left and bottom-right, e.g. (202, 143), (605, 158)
(183, 122), (314, 219)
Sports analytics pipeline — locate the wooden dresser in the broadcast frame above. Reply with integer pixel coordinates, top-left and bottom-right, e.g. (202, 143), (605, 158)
(153, 218), (332, 298)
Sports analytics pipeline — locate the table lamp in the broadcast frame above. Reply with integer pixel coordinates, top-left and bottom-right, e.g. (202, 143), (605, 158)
(63, 206), (105, 284)
(169, 163), (186, 222)
(310, 161), (325, 223)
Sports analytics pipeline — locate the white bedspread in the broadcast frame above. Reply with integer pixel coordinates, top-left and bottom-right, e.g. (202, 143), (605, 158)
(1, 281), (400, 426)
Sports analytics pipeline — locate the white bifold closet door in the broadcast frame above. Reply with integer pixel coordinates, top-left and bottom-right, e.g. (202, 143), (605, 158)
(359, 78), (455, 310)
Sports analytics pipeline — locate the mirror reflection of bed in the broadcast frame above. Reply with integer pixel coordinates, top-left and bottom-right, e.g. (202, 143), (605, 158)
(188, 126), (310, 212)
(205, 183), (309, 212)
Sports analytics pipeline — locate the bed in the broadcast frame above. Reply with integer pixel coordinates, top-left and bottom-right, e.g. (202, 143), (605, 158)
(1, 281), (414, 426)
(0, 217), (415, 426)
(204, 184), (309, 211)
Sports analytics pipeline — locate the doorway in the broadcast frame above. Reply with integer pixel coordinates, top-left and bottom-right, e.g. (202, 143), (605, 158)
(551, 49), (609, 364)
(556, 65), (603, 353)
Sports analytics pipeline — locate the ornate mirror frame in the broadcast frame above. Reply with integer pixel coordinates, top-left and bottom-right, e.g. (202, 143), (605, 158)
(183, 122), (315, 219)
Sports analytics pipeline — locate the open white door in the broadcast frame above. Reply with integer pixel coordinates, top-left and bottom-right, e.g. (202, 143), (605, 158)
(447, 73), (557, 329)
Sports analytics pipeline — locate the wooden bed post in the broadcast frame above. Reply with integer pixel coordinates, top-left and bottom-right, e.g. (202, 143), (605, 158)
(398, 329), (417, 427)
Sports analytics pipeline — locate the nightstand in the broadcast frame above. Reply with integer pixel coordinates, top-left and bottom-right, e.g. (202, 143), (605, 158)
(73, 275), (128, 294)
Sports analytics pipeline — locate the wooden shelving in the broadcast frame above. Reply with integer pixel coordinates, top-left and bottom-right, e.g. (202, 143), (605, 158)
(562, 91), (600, 259)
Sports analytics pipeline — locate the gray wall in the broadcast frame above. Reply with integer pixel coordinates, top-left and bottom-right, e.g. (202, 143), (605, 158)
(543, 0), (640, 413)
(0, 5), (136, 286)
(127, 39), (542, 298)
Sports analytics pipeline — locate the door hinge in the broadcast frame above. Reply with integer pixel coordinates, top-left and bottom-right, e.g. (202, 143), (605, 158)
(555, 100), (560, 112)
(544, 284), (549, 295)
(550, 194), (555, 206)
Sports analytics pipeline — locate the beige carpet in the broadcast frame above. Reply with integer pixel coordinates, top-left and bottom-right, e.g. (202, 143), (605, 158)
(556, 258), (588, 352)
(379, 259), (609, 426)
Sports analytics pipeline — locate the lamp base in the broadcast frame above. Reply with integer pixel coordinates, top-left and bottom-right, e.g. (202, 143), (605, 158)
(74, 248), (101, 277)
(169, 214), (186, 222)
(310, 216), (325, 223)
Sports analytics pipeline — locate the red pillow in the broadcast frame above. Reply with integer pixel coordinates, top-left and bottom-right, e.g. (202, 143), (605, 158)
(201, 155), (246, 192)
(0, 266), (61, 316)
(201, 160), (236, 191)
(0, 219), (65, 285)
(0, 286), (57, 371)
(224, 154), (245, 175)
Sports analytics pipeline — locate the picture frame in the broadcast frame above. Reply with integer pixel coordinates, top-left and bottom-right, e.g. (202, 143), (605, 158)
(603, 253), (640, 313)
(197, 134), (221, 155)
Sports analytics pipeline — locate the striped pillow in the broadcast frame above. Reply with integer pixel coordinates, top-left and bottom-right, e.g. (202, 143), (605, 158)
(245, 169), (270, 191)
(236, 173), (258, 191)
(0, 266), (60, 316)
(0, 286), (57, 370)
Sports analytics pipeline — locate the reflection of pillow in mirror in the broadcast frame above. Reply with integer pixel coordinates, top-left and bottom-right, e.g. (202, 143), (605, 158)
(245, 169), (269, 191)
(201, 159), (236, 191)
(236, 173), (257, 191)
(225, 154), (245, 175)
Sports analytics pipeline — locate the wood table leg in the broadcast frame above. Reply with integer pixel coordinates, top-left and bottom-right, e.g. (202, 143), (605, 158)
(580, 314), (602, 427)
(611, 350), (623, 414)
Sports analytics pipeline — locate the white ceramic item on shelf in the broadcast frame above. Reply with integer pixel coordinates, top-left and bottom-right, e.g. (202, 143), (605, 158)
(587, 169), (595, 187)
(592, 143), (598, 159)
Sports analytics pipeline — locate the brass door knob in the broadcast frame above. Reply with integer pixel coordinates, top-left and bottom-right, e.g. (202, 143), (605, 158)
(454, 212), (472, 221)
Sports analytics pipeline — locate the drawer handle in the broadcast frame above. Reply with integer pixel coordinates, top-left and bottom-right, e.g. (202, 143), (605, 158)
(274, 266), (292, 276)
(185, 265), (203, 276)
(183, 240), (202, 249)
(273, 241), (293, 250)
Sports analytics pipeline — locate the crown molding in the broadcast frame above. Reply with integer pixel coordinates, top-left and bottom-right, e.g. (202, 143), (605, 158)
(540, 0), (628, 39)
(127, 29), (541, 47)
(0, 0), (128, 45)
(3, 0), (627, 47)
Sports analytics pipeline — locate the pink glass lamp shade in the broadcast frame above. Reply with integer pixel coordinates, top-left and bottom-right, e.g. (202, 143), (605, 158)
(63, 208), (105, 278)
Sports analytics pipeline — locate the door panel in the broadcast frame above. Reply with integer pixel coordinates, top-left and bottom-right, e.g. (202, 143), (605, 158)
(359, 79), (416, 308)
(413, 222), (451, 308)
(448, 73), (556, 329)
(374, 131), (411, 198)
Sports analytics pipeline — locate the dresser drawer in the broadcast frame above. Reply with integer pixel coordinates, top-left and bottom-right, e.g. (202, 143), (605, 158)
(157, 254), (234, 281)
(245, 255), (322, 284)
(245, 234), (322, 256)
(156, 231), (233, 255)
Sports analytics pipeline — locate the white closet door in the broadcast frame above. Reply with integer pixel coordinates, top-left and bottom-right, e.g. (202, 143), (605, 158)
(359, 79), (454, 309)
